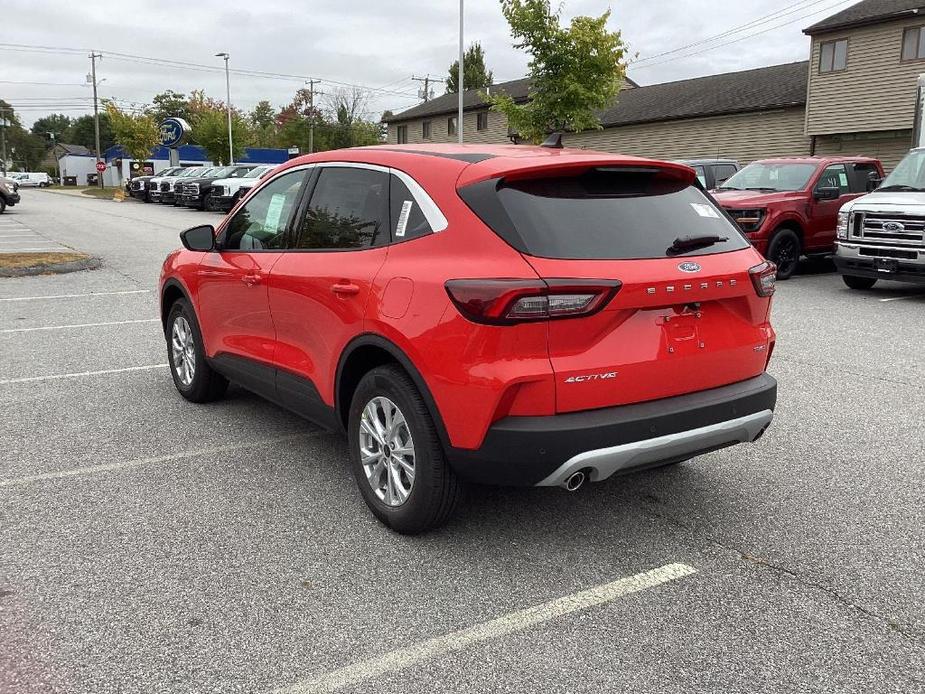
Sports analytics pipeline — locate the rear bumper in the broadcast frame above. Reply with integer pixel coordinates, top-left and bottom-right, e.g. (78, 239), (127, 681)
(446, 373), (777, 486)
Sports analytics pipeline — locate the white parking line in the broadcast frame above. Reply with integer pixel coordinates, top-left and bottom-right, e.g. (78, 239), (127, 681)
(880, 294), (925, 302)
(0, 289), (151, 302)
(272, 563), (697, 694)
(0, 247), (69, 252)
(0, 235), (38, 238)
(0, 432), (323, 488)
(0, 318), (159, 334)
(0, 363), (168, 385)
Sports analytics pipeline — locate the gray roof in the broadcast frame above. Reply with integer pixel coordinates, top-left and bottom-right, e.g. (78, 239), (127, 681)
(804, 0), (925, 35)
(55, 143), (93, 156)
(388, 61), (808, 129)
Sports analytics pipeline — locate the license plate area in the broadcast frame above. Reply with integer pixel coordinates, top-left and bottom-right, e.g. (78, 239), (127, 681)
(875, 257), (900, 273)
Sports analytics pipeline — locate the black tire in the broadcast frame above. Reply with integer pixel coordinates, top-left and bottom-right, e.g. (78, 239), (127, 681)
(347, 364), (463, 534)
(165, 299), (228, 403)
(842, 274), (878, 290)
(767, 228), (801, 280)
(0, 198), (6, 214)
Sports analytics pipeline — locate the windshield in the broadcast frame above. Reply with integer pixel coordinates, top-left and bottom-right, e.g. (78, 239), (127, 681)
(207, 166), (235, 178)
(878, 150), (925, 190)
(183, 167), (208, 177)
(720, 162), (817, 192)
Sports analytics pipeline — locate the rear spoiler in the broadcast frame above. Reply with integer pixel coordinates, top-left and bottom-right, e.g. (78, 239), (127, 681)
(456, 157), (697, 188)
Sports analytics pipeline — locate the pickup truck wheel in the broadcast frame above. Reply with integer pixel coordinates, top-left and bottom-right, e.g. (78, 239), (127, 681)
(842, 275), (877, 290)
(767, 228), (801, 280)
(348, 364), (463, 534)
(0, 198), (6, 214)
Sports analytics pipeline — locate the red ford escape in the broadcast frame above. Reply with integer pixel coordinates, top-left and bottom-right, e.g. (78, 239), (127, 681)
(159, 143), (778, 534)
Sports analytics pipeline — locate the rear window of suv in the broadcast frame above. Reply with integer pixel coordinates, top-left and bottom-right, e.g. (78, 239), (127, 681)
(459, 168), (748, 260)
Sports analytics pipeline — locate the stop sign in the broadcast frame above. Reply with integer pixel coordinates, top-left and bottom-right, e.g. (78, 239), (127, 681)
(96, 161), (106, 173)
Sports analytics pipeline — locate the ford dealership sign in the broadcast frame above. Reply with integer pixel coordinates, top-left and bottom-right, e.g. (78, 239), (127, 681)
(159, 118), (190, 148)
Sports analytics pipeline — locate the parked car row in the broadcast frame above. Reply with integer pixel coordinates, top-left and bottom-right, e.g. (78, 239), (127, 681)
(126, 164), (278, 212)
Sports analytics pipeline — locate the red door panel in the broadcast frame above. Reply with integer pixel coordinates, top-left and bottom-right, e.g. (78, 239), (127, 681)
(195, 251), (280, 363)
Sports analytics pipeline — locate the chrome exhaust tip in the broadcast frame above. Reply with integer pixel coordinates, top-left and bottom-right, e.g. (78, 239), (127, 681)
(562, 470), (586, 492)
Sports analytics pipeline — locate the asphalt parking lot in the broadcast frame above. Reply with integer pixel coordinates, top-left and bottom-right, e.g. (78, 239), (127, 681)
(1, 189), (924, 693)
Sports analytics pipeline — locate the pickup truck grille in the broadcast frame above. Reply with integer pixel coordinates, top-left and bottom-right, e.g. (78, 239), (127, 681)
(160, 182), (171, 192)
(852, 212), (925, 247)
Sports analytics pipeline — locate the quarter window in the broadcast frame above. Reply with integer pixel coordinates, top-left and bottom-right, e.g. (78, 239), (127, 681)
(902, 26), (925, 60)
(476, 112), (489, 131)
(389, 175), (433, 242)
(221, 170), (307, 251)
(292, 167), (388, 250)
(422, 120), (432, 139)
(819, 38), (848, 72)
(396, 125), (408, 144)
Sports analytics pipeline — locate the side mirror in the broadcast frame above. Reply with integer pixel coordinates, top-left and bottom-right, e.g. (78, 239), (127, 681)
(180, 225), (216, 252)
(866, 172), (882, 192)
(814, 186), (840, 201)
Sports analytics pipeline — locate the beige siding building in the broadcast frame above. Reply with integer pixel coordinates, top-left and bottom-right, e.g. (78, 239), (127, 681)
(386, 1), (925, 172)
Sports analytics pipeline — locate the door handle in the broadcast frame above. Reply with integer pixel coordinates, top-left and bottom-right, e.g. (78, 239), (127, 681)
(331, 282), (360, 296)
(241, 273), (262, 287)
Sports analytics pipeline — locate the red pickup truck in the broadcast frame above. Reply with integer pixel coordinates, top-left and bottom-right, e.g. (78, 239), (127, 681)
(713, 156), (883, 279)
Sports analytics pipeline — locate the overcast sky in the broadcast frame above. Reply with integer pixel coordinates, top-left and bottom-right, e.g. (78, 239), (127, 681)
(2, 0), (860, 128)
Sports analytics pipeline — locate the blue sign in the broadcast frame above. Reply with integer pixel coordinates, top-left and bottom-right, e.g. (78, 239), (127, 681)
(159, 118), (190, 148)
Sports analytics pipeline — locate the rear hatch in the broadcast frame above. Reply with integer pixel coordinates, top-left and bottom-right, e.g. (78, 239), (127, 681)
(460, 163), (774, 413)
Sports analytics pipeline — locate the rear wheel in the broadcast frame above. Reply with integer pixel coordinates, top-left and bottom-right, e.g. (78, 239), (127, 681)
(767, 228), (801, 280)
(165, 299), (228, 403)
(842, 275), (877, 290)
(348, 365), (462, 534)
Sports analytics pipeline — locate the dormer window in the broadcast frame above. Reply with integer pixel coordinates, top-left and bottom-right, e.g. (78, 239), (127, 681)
(819, 38), (848, 72)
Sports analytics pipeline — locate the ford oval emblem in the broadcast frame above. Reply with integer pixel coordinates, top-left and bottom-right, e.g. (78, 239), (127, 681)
(883, 221), (905, 232)
(678, 262), (702, 273)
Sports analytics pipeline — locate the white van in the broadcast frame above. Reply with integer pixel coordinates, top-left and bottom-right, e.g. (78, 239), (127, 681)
(13, 172), (51, 187)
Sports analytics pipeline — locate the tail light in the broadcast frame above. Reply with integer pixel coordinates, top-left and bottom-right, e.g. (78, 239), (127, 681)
(445, 278), (622, 325)
(749, 261), (777, 297)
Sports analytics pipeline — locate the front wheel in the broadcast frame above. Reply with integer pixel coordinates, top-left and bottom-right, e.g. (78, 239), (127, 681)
(767, 228), (801, 280)
(165, 299), (228, 403)
(348, 365), (463, 534)
(0, 198), (6, 214)
(842, 275), (878, 290)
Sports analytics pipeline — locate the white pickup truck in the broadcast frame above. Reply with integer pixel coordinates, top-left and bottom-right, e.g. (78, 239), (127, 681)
(206, 164), (278, 212)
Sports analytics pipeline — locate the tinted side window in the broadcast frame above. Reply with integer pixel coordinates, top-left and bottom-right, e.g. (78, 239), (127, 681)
(221, 170), (307, 251)
(849, 163), (879, 193)
(713, 164), (738, 185)
(816, 164), (850, 195)
(389, 175), (433, 242)
(293, 167), (388, 250)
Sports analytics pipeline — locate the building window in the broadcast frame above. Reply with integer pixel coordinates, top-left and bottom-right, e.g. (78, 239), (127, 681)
(476, 112), (489, 131)
(902, 26), (925, 60)
(422, 120), (432, 139)
(819, 38), (847, 72)
(397, 125), (407, 144)
(447, 116), (457, 136)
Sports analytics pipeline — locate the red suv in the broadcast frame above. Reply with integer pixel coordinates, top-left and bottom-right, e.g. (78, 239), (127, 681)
(714, 157), (883, 279)
(159, 144), (778, 534)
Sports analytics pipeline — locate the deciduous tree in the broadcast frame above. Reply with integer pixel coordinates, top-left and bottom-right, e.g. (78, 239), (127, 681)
(104, 101), (161, 165)
(487, 0), (627, 143)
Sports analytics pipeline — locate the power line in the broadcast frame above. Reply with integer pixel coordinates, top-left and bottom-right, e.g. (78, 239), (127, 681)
(632, 0), (857, 71)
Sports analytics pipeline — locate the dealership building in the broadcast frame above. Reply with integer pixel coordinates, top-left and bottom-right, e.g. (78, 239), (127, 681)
(385, 0), (925, 171)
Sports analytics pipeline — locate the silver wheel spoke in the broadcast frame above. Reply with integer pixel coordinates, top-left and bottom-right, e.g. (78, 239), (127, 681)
(170, 316), (196, 386)
(357, 395), (415, 507)
(360, 416), (383, 445)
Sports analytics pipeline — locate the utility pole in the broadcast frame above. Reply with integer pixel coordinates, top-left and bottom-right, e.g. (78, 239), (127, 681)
(47, 132), (60, 182)
(215, 52), (233, 164)
(412, 75), (445, 102)
(305, 79), (323, 154)
(89, 52), (103, 187)
(458, 0), (464, 144)
(0, 107), (9, 175)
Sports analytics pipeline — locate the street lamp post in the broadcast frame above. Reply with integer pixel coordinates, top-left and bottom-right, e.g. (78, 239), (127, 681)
(458, 0), (464, 145)
(215, 52), (233, 165)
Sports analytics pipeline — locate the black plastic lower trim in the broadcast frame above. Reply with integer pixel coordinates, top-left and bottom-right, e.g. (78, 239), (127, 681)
(446, 373), (777, 486)
(834, 256), (925, 285)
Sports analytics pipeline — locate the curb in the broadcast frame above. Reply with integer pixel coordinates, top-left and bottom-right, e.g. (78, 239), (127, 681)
(0, 256), (102, 278)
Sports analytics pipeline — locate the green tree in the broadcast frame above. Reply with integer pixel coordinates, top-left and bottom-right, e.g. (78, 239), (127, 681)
(248, 100), (278, 147)
(104, 101), (160, 163)
(487, 0), (627, 143)
(149, 90), (191, 124)
(30, 113), (72, 140)
(0, 99), (47, 171)
(191, 108), (248, 164)
(446, 42), (494, 93)
(64, 113), (115, 152)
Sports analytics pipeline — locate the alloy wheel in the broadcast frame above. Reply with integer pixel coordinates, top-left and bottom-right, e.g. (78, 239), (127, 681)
(773, 237), (798, 276)
(358, 396), (416, 507)
(171, 316), (196, 387)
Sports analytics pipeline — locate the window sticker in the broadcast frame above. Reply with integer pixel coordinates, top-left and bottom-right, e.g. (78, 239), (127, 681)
(396, 199), (413, 237)
(264, 193), (287, 231)
(838, 172), (849, 188)
(690, 203), (720, 219)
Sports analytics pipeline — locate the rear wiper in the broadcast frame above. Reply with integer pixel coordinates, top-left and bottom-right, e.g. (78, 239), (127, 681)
(667, 234), (728, 256)
(876, 184), (925, 192)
